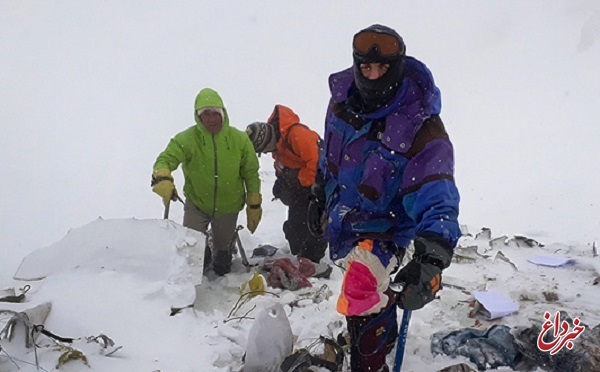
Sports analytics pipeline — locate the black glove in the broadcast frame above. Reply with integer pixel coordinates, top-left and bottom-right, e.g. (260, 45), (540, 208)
(307, 183), (326, 237)
(273, 169), (301, 206)
(393, 236), (453, 311)
(272, 177), (289, 205)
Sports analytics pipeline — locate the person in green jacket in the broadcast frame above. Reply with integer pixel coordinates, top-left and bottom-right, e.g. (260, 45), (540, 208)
(151, 88), (262, 276)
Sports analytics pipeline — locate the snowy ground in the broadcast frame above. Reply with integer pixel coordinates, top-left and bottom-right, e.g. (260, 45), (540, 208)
(2, 2), (600, 371)
(1, 169), (599, 372)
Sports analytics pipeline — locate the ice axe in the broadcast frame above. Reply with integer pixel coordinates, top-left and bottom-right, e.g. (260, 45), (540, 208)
(163, 200), (170, 220)
(231, 225), (252, 267)
(206, 225), (254, 269)
(163, 194), (184, 220)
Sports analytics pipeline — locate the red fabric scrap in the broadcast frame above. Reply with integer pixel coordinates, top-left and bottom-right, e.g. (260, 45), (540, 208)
(266, 257), (314, 290)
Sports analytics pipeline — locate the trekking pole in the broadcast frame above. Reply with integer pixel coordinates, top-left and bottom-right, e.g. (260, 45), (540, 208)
(393, 309), (412, 371)
(389, 282), (412, 371)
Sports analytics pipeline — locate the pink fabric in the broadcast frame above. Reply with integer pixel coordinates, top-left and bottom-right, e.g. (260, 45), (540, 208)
(342, 261), (381, 316)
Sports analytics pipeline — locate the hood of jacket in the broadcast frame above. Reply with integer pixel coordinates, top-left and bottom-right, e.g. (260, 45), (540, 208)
(194, 88), (230, 133)
(268, 104), (300, 137)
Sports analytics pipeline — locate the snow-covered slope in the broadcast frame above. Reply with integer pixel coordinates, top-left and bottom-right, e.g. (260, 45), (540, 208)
(1, 171), (598, 371)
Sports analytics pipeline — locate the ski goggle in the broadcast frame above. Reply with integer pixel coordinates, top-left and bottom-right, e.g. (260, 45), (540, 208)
(353, 31), (404, 57)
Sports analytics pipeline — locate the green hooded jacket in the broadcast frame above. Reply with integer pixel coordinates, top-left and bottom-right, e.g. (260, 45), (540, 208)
(153, 88), (260, 217)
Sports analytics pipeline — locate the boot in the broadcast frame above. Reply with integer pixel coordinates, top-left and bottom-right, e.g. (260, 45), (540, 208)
(212, 249), (232, 276)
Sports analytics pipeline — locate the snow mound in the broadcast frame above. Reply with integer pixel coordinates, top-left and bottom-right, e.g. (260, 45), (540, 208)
(13, 217), (205, 306)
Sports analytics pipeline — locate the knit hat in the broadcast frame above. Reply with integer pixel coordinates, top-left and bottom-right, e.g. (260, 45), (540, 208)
(197, 106), (225, 119)
(352, 24), (406, 110)
(246, 122), (278, 153)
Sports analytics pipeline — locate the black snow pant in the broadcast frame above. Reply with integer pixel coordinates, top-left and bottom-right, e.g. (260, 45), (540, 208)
(346, 291), (398, 372)
(273, 169), (327, 263)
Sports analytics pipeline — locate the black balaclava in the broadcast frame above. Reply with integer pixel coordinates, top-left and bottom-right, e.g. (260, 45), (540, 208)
(352, 24), (406, 112)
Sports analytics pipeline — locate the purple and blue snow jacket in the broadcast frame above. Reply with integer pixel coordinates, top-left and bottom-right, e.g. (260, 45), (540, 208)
(321, 56), (460, 263)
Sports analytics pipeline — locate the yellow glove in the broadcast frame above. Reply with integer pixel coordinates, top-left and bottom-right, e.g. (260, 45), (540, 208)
(246, 192), (262, 234)
(151, 169), (178, 206)
(240, 271), (266, 298)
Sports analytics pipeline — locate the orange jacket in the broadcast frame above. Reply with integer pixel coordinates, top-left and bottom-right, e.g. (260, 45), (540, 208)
(268, 105), (320, 187)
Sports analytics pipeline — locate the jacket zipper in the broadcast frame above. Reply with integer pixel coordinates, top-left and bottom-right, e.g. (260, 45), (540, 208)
(211, 134), (218, 217)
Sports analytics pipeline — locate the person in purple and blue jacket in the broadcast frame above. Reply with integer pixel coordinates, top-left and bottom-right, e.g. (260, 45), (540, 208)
(307, 24), (461, 371)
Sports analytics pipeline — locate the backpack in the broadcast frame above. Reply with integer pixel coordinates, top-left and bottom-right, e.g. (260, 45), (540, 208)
(281, 123), (324, 158)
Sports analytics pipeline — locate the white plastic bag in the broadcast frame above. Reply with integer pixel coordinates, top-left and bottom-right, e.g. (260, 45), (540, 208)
(244, 303), (293, 372)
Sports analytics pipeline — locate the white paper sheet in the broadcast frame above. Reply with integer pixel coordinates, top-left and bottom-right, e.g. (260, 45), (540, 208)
(472, 290), (519, 320)
(527, 254), (575, 267)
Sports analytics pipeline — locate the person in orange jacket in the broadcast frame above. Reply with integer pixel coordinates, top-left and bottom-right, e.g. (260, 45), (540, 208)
(246, 105), (327, 263)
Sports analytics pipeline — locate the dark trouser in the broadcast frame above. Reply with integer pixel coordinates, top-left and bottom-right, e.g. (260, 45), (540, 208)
(274, 172), (327, 263)
(346, 292), (398, 372)
(182, 200), (238, 276)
